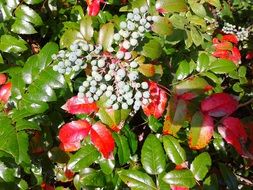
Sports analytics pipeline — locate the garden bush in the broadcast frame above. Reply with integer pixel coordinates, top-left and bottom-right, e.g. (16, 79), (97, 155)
(0, 0), (253, 189)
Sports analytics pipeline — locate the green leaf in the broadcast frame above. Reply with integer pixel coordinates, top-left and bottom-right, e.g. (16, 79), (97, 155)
(197, 53), (209, 72)
(155, 0), (188, 13)
(0, 161), (17, 182)
(203, 174), (219, 190)
(158, 172), (171, 190)
(163, 169), (196, 188)
(118, 169), (156, 190)
(99, 158), (115, 175)
(97, 23), (114, 50)
(218, 163), (238, 190)
(80, 15), (94, 41)
(176, 60), (191, 80)
(190, 26), (203, 46)
(60, 29), (82, 48)
(24, 0), (43, 4)
(142, 39), (162, 60)
(188, 0), (206, 17)
(148, 115), (163, 132)
(209, 59), (237, 74)
(200, 72), (222, 84)
(17, 131), (30, 166)
(163, 135), (186, 165)
(169, 14), (187, 29)
(190, 152), (211, 180)
(152, 16), (173, 36)
(0, 35), (28, 53)
(141, 134), (166, 175)
(67, 144), (100, 172)
(122, 125), (138, 154)
(11, 18), (37, 34)
(113, 133), (131, 165)
(16, 119), (40, 131)
(15, 5), (43, 26)
(205, 0), (221, 8)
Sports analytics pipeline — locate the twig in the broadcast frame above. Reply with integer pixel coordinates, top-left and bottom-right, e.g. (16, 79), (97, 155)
(237, 98), (253, 109)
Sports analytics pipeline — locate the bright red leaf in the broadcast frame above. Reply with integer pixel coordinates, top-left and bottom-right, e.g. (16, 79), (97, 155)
(222, 34), (238, 44)
(171, 185), (189, 190)
(62, 96), (98, 115)
(142, 81), (167, 119)
(0, 82), (12, 104)
(189, 112), (214, 150)
(90, 122), (115, 159)
(0, 73), (7, 85)
(218, 117), (247, 155)
(86, 0), (104, 16)
(201, 93), (238, 117)
(59, 120), (92, 152)
(213, 41), (233, 51)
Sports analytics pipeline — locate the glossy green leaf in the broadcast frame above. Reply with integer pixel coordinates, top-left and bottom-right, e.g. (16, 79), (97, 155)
(17, 131), (30, 166)
(11, 19), (37, 34)
(163, 169), (196, 188)
(99, 158), (115, 175)
(0, 35), (28, 53)
(190, 26), (203, 46)
(16, 119), (40, 131)
(206, 0), (221, 8)
(169, 14), (187, 29)
(218, 163), (238, 190)
(197, 53), (209, 72)
(209, 59), (237, 74)
(176, 60), (191, 80)
(24, 0), (43, 4)
(163, 135), (186, 164)
(156, 0), (188, 13)
(15, 5), (43, 26)
(0, 161), (17, 182)
(67, 144), (100, 172)
(152, 16), (173, 36)
(188, 0), (206, 17)
(200, 72), (222, 84)
(60, 29), (82, 48)
(142, 39), (162, 60)
(113, 133), (131, 165)
(158, 172), (171, 190)
(203, 174), (219, 190)
(97, 23), (114, 50)
(122, 125), (138, 154)
(141, 134), (166, 175)
(118, 169), (156, 190)
(148, 115), (163, 132)
(80, 15), (94, 41)
(190, 152), (211, 180)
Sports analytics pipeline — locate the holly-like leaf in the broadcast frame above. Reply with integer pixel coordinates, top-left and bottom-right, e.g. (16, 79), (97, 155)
(142, 39), (162, 60)
(190, 152), (211, 180)
(97, 22), (114, 50)
(152, 16), (173, 36)
(90, 122), (115, 159)
(67, 144), (100, 172)
(59, 120), (92, 152)
(0, 35), (28, 53)
(142, 81), (168, 119)
(141, 134), (166, 175)
(80, 15), (94, 41)
(113, 133), (131, 165)
(218, 117), (247, 155)
(189, 112), (214, 150)
(118, 169), (157, 190)
(62, 96), (98, 115)
(201, 93), (238, 117)
(163, 169), (196, 188)
(163, 135), (186, 165)
(155, 0), (188, 13)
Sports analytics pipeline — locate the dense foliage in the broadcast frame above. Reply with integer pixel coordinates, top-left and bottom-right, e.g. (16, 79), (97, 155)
(0, 0), (253, 189)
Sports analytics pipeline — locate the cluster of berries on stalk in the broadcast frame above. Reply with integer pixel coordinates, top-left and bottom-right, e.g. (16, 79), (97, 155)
(222, 22), (249, 41)
(52, 5), (154, 112)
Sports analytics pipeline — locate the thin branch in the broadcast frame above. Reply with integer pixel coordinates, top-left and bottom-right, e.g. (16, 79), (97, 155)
(237, 98), (253, 109)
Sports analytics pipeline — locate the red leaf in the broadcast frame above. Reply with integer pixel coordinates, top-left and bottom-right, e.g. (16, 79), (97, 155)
(229, 46), (241, 64)
(86, 0), (104, 16)
(189, 112), (214, 150)
(90, 122), (115, 159)
(62, 96), (98, 115)
(41, 182), (55, 190)
(0, 82), (12, 104)
(222, 34), (238, 44)
(142, 81), (167, 119)
(212, 50), (230, 59)
(218, 117), (247, 155)
(201, 93), (238, 117)
(246, 51), (253, 60)
(171, 185), (189, 190)
(213, 41), (233, 51)
(0, 73), (7, 85)
(59, 120), (92, 152)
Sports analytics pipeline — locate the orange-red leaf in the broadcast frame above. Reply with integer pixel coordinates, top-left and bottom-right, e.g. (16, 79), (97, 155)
(0, 73), (7, 85)
(189, 112), (214, 150)
(213, 41), (233, 51)
(218, 117), (247, 155)
(0, 82), (12, 104)
(201, 93), (238, 117)
(171, 185), (189, 190)
(59, 120), (92, 152)
(90, 122), (115, 159)
(86, 0), (104, 16)
(142, 81), (167, 119)
(62, 96), (98, 115)
(222, 34), (238, 44)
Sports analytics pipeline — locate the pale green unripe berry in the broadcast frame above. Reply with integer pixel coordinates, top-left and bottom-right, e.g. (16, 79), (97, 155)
(107, 85), (113, 91)
(79, 86), (85, 93)
(75, 59), (82, 65)
(90, 86), (97, 93)
(123, 40), (130, 50)
(131, 31), (139, 39)
(112, 103), (119, 110)
(124, 52), (132, 60)
(140, 18), (147, 25)
(53, 65), (59, 71)
(142, 98), (149, 105)
(90, 80), (97, 86)
(98, 59), (105, 68)
(127, 13), (134, 20)
(83, 81), (89, 87)
(141, 82), (149, 89)
(138, 26), (145, 33)
(66, 67), (71, 74)
(109, 64), (117, 70)
(127, 98), (134, 105)
(86, 91), (92, 97)
(73, 65), (80, 71)
(104, 74), (112, 81)
(100, 84), (107, 91)
(130, 38), (138, 46)
(122, 102), (128, 109)
(143, 91), (150, 98)
(86, 54), (92, 61)
(140, 5), (148, 13)
(127, 21), (136, 31)
(134, 14), (141, 22)
(89, 44), (94, 51)
(91, 60), (97, 66)
(145, 22), (151, 29)
(120, 21), (127, 29)
(65, 60), (71, 67)
(88, 97), (94, 103)
(105, 90), (113, 97)
(93, 94), (99, 101)
(114, 33), (121, 41)
(78, 92), (84, 98)
(58, 61), (64, 67)
(130, 61), (138, 68)
(75, 49), (82, 56)
(110, 94), (117, 101)
(133, 8), (139, 14)
(116, 51), (125, 59)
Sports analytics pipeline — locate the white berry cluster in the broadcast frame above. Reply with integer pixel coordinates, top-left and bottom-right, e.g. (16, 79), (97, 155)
(114, 5), (153, 60)
(52, 41), (103, 74)
(222, 22), (249, 41)
(53, 5), (153, 112)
